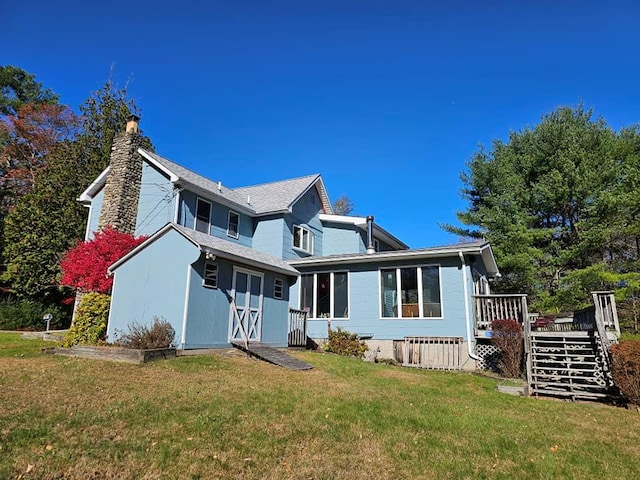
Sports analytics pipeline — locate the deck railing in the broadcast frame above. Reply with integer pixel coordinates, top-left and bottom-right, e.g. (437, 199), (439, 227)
(288, 308), (308, 347)
(472, 294), (529, 333)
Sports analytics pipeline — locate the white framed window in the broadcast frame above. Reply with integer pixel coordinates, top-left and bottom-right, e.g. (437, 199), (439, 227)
(293, 225), (313, 254)
(380, 265), (442, 318)
(299, 271), (349, 319)
(274, 278), (284, 299)
(195, 198), (212, 234)
(203, 262), (218, 289)
(227, 211), (239, 239)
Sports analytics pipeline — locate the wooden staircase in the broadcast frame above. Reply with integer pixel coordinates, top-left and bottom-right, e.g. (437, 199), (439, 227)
(524, 292), (620, 401)
(528, 331), (612, 400)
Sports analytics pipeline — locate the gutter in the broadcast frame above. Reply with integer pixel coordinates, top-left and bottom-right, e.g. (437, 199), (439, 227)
(459, 251), (481, 361)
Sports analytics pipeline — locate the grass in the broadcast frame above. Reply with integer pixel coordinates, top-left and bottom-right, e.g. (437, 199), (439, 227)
(1, 333), (640, 479)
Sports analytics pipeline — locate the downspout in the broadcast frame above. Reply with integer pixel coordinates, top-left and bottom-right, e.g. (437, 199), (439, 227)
(459, 251), (481, 361)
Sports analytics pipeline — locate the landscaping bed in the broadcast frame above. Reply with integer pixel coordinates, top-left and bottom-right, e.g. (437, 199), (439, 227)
(43, 345), (176, 364)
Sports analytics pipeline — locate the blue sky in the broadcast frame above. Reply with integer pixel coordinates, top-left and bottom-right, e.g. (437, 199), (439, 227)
(3, 1), (640, 248)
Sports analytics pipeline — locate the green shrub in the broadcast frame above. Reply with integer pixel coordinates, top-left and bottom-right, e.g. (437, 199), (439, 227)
(62, 292), (110, 347)
(610, 339), (640, 407)
(115, 317), (175, 349)
(324, 327), (368, 358)
(0, 297), (71, 331)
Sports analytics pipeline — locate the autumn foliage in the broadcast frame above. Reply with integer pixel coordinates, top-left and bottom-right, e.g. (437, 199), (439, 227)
(60, 227), (147, 294)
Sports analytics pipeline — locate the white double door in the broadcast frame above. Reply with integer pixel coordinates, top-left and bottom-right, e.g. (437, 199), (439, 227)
(229, 267), (264, 342)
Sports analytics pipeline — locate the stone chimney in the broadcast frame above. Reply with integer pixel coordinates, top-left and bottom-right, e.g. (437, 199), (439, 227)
(97, 115), (143, 235)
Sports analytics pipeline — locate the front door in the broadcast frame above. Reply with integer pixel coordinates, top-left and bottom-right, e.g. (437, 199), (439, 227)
(229, 268), (264, 342)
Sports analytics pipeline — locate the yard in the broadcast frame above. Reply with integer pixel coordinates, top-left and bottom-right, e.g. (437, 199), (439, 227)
(1, 332), (639, 480)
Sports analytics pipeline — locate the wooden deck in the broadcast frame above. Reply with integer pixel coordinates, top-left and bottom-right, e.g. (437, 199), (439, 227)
(232, 341), (313, 371)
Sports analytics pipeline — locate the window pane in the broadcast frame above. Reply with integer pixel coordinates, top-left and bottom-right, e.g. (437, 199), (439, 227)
(380, 269), (397, 317)
(333, 272), (348, 318)
(293, 226), (302, 248)
(249, 275), (261, 309)
(228, 212), (239, 238)
(317, 273), (330, 317)
(300, 274), (314, 317)
(195, 199), (211, 233)
(400, 267), (419, 317)
(203, 263), (218, 288)
(421, 266), (441, 317)
(274, 278), (283, 299)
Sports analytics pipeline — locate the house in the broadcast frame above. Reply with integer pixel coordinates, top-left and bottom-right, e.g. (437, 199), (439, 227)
(80, 117), (500, 368)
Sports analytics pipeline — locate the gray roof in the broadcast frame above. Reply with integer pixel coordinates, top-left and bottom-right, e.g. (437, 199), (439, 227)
(140, 149), (332, 216)
(288, 240), (499, 276)
(140, 149), (254, 212)
(172, 224), (299, 276)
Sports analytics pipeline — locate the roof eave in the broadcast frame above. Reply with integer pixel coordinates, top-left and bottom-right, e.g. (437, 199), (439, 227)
(288, 243), (491, 267)
(78, 167), (110, 202)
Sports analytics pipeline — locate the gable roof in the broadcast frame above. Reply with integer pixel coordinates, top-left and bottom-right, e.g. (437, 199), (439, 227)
(235, 174), (333, 215)
(80, 148), (333, 217)
(288, 240), (499, 277)
(109, 223), (299, 277)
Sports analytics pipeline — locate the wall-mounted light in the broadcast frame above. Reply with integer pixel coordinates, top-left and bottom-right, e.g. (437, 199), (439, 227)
(206, 252), (216, 261)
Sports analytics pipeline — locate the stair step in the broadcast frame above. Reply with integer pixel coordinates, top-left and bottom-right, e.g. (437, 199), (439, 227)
(529, 388), (610, 399)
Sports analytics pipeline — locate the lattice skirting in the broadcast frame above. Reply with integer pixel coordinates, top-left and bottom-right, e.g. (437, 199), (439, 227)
(475, 341), (500, 371)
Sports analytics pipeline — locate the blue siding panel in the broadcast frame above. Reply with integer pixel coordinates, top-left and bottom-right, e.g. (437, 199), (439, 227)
(322, 225), (362, 255)
(185, 258), (291, 348)
(284, 188), (323, 259)
(178, 190), (252, 246)
(85, 188), (104, 240)
(300, 256), (471, 341)
(135, 163), (176, 237)
(107, 229), (200, 346)
(252, 216), (286, 258)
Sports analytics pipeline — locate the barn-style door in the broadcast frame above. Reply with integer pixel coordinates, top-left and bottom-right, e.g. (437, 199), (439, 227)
(229, 268), (264, 342)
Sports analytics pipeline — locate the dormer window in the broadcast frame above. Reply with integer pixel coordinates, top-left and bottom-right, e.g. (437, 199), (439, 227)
(293, 225), (313, 254)
(195, 198), (211, 234)
(227, 211), (239, 239)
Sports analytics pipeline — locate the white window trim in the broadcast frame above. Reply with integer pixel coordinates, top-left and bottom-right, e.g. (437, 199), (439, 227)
(378, 264), (443, 319)
(293, 225), (314, 254)
(194, 198), (212, 234)
(227, 210), (240, 239)
(203, 262), (218, 289)
(300, 271), (350, 320)
(274, 278), (284, 299)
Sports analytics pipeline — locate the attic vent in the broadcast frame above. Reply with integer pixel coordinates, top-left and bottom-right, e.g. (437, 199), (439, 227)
(247, 195), (251, 205)
(217, 181), (222, 192)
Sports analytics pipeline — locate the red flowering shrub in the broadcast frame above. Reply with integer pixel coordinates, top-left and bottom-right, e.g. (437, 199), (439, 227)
(490, 319), (524, 378)
(610, 340), (640, 407)
(60, 227), (147, 294)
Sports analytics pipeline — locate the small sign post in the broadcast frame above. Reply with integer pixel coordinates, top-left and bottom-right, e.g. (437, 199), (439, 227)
(43, 313), (53, 332)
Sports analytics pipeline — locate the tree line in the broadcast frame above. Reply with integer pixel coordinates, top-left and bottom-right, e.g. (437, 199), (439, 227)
(445, 105), (640, 331)
(0, 65), (151, 324)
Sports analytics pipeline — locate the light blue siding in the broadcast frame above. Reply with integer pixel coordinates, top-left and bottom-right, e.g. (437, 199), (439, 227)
(134, 163), (176, 237)
(107, 229), (200, 346)
(300, 256), (471, 341)
(284, 188), (323, 259)
(252, 216), (286, 258)
(85, 188), (104, 239)
(178, 190), (252, 246)
(322, 225), (362, 255)
(185, 256), (292, 348)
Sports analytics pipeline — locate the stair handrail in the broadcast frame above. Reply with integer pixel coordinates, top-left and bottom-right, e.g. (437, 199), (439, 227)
(592, 292), (615, 385)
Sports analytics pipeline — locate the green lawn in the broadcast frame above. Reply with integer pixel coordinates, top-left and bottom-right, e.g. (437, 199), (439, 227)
(1, 332), (639, 480)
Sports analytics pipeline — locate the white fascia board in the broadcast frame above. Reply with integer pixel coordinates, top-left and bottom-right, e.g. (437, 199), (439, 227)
(138, 149), (179, 182)
(319, 213), (367, 226)
(288, 243), (491, 268)
(479, 243), (500, 278)
(78, 167), (110, 202)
